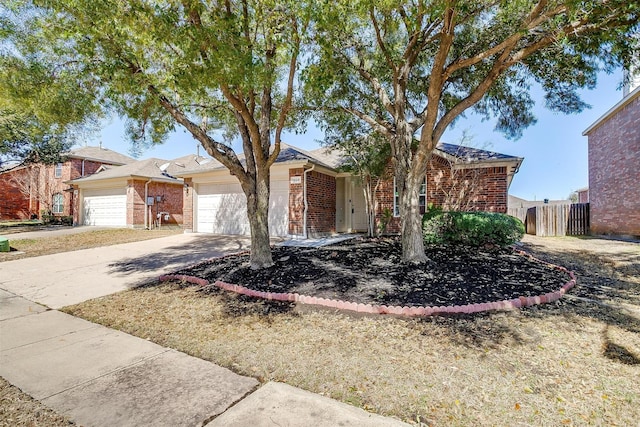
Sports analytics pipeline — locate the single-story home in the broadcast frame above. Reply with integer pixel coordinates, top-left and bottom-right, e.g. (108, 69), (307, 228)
(66, 155), (207, 228)
(176, 142), (523, 237)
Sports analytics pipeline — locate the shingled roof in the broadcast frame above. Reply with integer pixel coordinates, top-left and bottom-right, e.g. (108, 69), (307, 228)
(435, 142), (521, 163)
(66, 146), (135, 165)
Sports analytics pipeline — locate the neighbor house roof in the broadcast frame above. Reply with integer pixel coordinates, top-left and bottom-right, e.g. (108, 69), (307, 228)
(65, 146), (135, 165)
(0, 161), (23, 173)
(67, 157), (183, 185)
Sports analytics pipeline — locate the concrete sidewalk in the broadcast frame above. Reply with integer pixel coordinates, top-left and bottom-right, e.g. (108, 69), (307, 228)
(0, 235), (410, 426)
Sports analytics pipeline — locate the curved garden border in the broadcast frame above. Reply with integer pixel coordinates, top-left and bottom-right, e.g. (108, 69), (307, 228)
(159, 248), (576, 317)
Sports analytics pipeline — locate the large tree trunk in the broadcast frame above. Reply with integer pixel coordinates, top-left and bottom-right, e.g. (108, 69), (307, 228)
(392, 126), (429, 263)
(397, 167), (428, 263)
(245, 167), (274, 269)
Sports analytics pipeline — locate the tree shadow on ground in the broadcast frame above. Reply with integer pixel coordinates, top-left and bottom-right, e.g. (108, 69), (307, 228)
(107, 234), (252, 284)
(420, 239), (640, 358)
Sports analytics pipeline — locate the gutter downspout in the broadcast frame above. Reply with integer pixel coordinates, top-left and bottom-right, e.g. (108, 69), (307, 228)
(144, 179), (152, 229)
(81, 159), (85, 177)
(302, 164), (315, 239)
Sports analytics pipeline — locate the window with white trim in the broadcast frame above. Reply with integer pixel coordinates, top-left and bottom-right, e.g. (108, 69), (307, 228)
(393, 177), (426, 217)
(52, 193), (64, 214)
(54, 163), (63, 178)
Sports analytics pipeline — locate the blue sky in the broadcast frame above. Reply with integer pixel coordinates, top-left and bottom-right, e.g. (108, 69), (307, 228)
(95, 70), (625, 202)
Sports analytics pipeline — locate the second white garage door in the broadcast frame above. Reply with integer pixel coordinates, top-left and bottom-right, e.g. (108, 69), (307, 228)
(83, 188), (127, 226)
(196, 180), (289, 236)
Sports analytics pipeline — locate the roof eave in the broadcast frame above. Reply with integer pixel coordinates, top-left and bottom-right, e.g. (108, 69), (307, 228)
(583, 86), (640, 136)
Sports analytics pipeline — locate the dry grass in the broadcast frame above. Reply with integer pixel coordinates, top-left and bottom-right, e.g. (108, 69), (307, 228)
(0, 377), (74, 426)
(63, 235), (640, 426)
(0, 228), (181, 262)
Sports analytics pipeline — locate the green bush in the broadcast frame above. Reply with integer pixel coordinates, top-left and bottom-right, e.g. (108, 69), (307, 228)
(41, 214), (73, 225)
(422, 209), (525, 247)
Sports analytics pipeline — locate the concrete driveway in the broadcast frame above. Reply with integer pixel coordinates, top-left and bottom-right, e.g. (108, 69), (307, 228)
(0, 233), (251, 309)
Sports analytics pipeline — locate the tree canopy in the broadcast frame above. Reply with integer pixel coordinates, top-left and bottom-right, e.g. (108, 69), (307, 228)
(304, 0), (639, 262)
(0, 5), (101, 163)
(2, 0), (309, 268)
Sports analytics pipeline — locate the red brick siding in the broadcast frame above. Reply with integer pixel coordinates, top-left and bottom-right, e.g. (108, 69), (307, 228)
(426, 156), (508, 213)
(587, 94), (640, 236)
(0, 168), (32, 220)
(128, 180), (183, 227)
(307, 171), (336, 235)
(183, 178), (193, 231)
(288, 168), (336, 236)
(288, 169), (304, 235)
(368, 155), (510, 233)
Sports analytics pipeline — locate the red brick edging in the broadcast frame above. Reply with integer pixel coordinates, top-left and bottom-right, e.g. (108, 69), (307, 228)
(158, 248), (576, 317)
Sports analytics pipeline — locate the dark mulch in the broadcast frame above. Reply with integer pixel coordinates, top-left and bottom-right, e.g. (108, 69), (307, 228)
(176, 236), (571, 308)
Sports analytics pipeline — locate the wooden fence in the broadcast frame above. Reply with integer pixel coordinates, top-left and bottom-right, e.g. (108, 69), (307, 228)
(508, 203), (590, 237)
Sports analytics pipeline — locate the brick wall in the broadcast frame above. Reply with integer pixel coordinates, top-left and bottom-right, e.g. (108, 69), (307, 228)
(587, 94), (640, 236)
(0, 168), (32, 220)
(367, 155), (510, 234)
(289, 168), (304, 235)
(288, 168), (336, 236)
(426, 156), (508, 213)
(128, 180), (183, 228)
(183, 178), (193, 231)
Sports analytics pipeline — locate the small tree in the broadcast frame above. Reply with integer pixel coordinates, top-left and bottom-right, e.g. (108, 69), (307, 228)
(330, 131), (391, 237)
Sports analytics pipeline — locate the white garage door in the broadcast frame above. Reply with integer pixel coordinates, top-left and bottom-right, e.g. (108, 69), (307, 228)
(83, 188), (127, 227)
(196, 180), (289, 236)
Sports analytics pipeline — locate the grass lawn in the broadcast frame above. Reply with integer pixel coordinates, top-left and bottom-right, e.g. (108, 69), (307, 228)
(0, 228), (181, 262)
(0, 378), (75, 427)
(62, 235), (640, 426)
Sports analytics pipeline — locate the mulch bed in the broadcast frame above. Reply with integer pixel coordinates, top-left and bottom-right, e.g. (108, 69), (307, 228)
(175, 236), (572, 308)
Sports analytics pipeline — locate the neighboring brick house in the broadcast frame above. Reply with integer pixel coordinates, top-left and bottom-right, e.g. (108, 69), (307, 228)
(583, 85), (640, 237)
(66, 155), (205, 228)
(576, 187), (589, 203)
(177, 142), (522, 237)
(0, 146), (133, 220)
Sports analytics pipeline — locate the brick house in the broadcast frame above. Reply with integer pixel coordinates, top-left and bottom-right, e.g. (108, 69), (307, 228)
(583, 85), (640, 237)
(576, 187), (589, 203)
(177, 142), (522, 237)
(0, 146), (133, 220)
(66, 155), (206, 228)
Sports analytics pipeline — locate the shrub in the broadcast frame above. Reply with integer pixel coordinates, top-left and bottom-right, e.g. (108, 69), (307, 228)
(422, 209), (525, 247)
(41, 214), (73, 225)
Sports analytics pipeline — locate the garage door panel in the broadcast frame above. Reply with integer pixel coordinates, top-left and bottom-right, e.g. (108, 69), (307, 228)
(83, 188), (126, 227)
(197, 193), (249, 234)
(268, 181), (289, 237)
(196, 179), (289, 237)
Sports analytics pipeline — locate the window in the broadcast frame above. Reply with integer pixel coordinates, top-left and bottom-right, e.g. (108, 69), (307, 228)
(52, 193), (64, 214)
(54, 163), (63, 178)
(394, 177), (426, 217)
